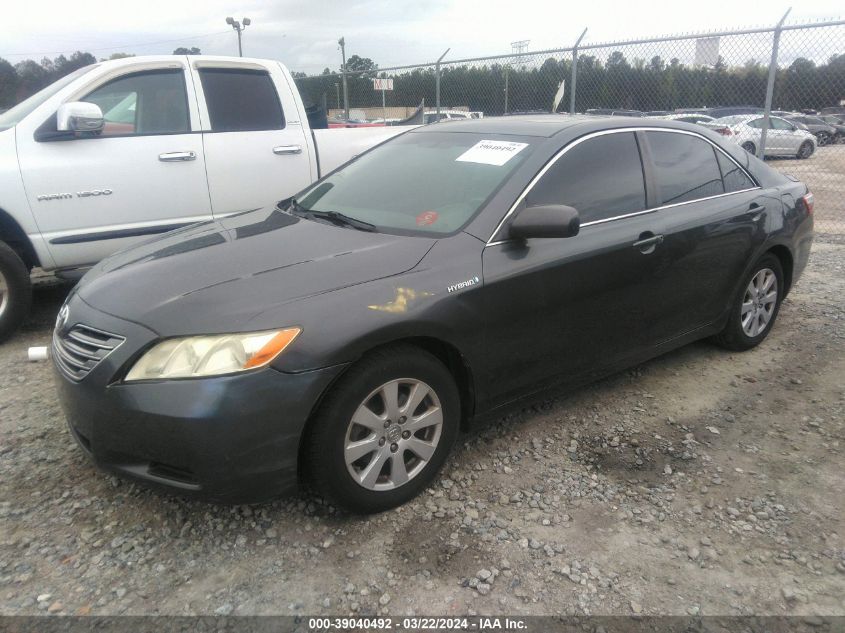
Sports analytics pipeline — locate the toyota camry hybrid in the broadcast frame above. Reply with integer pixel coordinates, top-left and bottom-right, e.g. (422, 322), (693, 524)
(53, 115), (814, 513)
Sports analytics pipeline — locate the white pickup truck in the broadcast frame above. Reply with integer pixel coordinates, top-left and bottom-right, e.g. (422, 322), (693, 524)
(0, 55), (412, 340)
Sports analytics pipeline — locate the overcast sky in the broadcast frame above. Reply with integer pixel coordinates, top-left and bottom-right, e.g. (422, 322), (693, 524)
(1, 0), (842, 74)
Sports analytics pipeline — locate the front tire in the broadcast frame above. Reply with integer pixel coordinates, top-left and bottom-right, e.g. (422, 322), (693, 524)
(0, 241), (32, 343)
(797, 141), (814, 159)
(713, 254), (783, 351)
(305, 344), (460, 513)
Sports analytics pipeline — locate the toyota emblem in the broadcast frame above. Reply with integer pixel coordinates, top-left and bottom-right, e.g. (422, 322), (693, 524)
(56, 304), (69, 331)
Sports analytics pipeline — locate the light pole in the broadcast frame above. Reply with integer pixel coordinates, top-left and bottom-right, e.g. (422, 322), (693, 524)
(338, 37), (349, 120)
(225, 16), (251, 57)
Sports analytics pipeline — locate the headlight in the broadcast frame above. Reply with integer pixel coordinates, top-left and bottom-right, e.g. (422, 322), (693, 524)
(125, 328), (300, 381)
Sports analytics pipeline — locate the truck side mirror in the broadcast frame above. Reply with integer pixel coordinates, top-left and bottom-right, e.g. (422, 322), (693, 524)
(57, 102), (104, 135)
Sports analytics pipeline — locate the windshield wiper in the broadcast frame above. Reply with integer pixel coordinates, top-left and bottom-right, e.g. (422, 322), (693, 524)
(287, 197), (377, 232)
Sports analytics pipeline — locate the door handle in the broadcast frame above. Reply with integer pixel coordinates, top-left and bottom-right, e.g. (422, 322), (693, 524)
(632, 233), (664, 254)
(749, 202), (765, 221)
(159, 151), (196, 162)
(273, 145), (302, 155)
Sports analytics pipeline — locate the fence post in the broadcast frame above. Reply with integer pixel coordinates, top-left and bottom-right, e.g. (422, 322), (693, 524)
(758, 8), (791, 159)
(435, 48), (450, 121)
(570, 28), (588, 115)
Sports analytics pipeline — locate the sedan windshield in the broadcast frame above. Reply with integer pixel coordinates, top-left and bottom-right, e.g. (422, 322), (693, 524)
(294, 131), (535, 236)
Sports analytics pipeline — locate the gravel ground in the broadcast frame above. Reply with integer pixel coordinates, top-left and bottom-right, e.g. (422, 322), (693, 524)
(1, 239), (843, 618)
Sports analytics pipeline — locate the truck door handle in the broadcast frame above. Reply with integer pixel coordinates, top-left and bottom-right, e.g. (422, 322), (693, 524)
(632, 233), (664, 254)
(273, 145), (302, 155)
(158, 151), (196, 162)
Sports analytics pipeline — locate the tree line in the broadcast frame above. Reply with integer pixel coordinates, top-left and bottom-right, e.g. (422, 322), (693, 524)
(294, 51), (845, 116)
(0, 47), (201, 110)
(2, 47), (843, 115)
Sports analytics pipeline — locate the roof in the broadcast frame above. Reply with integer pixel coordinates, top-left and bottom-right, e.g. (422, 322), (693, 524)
(410, 114), (621, 137)
(410, 114), (699, 138)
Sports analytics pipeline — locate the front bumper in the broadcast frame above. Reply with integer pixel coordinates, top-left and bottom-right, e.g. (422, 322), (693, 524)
(52, 294), (346, 503)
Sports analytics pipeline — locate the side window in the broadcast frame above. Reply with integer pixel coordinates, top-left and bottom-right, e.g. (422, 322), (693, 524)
(646, 131), (724, 204)
(199, 69), (284, 132)
(747, 118), (763, 129)
(526, 132), (646, 224)
(716, 151), (755, 193)
(771, 118), (793, 131)
(83, 69), (189, 136)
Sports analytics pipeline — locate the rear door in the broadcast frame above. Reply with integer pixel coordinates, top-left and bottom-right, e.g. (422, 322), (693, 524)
(637, 130), (765, 343)
(480, 131), (664, 406)
(191, 62), (313, 216)
(18, 63), (211, 269)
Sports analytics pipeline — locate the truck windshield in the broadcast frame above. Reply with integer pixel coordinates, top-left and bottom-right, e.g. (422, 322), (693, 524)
(0, 65), (98, 132)
(294, 131), (534, 236)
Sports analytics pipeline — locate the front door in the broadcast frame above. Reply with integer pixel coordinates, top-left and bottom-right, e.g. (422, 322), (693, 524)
(191, 63), (313, 216)
(18, 63), (212, 269)
(479, 131), (663, 408)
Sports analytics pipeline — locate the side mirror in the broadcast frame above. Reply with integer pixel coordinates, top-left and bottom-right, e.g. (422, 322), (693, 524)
(509, 204), (580, 240)
(57, 102), (104, 135)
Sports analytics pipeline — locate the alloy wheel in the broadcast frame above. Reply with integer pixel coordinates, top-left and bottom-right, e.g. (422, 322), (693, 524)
(741, 268), (778, 337)
(344, 378), (443, 491)
(798, 142), (813, 159)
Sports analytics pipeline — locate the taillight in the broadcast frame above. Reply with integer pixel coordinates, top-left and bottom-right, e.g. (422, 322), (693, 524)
(715, 127), (733, 136)
(800, 192), (814, 215)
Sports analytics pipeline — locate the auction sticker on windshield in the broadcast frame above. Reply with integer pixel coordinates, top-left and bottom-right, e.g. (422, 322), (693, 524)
(456, 140), (529, 166)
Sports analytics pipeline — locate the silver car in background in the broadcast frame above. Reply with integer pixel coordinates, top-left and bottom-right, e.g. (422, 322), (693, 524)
(704, 114), (817, 158)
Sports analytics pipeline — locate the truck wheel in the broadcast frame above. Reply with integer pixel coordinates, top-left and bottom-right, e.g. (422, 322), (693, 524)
(0, 241), (33, 343)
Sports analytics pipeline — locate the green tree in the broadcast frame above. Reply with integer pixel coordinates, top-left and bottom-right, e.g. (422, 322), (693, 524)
(0, 58), (19, 109)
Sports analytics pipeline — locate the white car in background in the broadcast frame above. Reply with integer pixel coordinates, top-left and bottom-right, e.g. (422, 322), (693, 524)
(650, 113), (715, 124)
(423, 110), (474, 124)
(704, 114), (817, 159)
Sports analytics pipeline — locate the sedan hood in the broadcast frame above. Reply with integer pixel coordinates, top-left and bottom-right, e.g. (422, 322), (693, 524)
(76, 208), (436, 335)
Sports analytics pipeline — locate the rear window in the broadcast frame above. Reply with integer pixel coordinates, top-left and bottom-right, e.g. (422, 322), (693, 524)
(716, 152), (755, 193)
(199, 68), (284, 132)
(646, 131), (724, 205)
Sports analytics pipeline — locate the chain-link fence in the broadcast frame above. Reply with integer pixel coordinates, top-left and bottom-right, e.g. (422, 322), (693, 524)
(295, 18), (845, 235)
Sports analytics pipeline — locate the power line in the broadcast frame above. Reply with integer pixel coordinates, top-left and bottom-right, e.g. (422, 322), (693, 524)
(1, 30), (231, 58)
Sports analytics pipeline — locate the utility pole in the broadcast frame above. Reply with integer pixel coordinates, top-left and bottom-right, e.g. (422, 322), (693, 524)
(338, 37), (349, 120)
(225, 17), (251, 57)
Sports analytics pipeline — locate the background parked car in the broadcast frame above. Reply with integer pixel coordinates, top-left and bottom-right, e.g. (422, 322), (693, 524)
(703, 114), (817, 158)
(819, 114), (845, 141)
(705, 106), (762, 118)
(784, 114), (838, 146)
(423, 110), (474, 124)
(649, 113), (715, 124)
(585, 108), (644, 117)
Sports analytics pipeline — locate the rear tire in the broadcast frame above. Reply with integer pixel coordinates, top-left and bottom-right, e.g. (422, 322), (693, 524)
(741, 141), (756, 155)
(305, 344), (460, 514)
(797, 141), (814, 159)
(816, 132), (830, 146)
(712, 254), (783, 352)
(0, 241), (32, 343)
